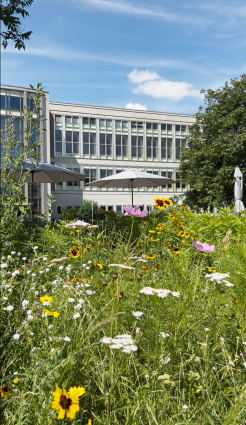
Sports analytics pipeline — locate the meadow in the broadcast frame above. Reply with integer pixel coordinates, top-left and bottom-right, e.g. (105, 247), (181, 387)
(1, 202), (246, 425)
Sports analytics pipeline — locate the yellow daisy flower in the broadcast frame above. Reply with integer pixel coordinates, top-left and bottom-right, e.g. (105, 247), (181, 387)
(162, 198), (173, 207)
(13, 378), (19, 384)
(151, 238), (159, 242)
(0, 386), (11, 398)
(69, 248), (80, 259)
(45, 309), (60, 318)
(52, 386), (86, 420)
(172, 248), (181, 254)
(40, 296), (52, 304)
(153, 197), (165, 210)
(94, 263), (103, 269)
(149, 230), (155, 234)
(147, 254), (155, 260)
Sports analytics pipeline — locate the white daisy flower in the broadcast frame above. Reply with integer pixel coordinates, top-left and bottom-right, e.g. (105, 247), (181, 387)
(13, 334), (20, 340)
(73, 313), (80, 319)
(132, 311), (144, 319)
(64, 336), (71, 342)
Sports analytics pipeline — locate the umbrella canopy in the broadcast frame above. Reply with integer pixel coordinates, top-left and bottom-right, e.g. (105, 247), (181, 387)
(234, 167), (245, 213)
(87, 168), (175, 206)
(10, 159), (86, 183)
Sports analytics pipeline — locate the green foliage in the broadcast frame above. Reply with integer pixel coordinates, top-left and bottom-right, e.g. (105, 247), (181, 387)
(0, 0), (34, 50)
(179, 75), (246, 208)
(1, 206), (246, 424)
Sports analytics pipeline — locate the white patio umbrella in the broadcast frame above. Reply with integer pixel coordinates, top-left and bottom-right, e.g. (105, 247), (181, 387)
(10, 159), (85, 223)
(87, 168), (175, 206)
(234, 167), (245, 213)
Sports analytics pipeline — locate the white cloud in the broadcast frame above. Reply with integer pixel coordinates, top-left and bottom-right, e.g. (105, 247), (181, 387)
(125, 103), (147, 110)
(127, 69), (160, 84)
(128, 69), (202, 101)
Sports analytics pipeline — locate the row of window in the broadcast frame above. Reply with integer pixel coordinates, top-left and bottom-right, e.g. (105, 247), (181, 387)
(56, 204), (157, 215)
(55, 130), (186, 160)
(0, 95), (35, 111)
(54, 165), (185, 192)
(55, 115), (188, 132)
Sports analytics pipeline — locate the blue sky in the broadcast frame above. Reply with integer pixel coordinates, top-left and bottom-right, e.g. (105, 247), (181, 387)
(2, 0), (246, 114)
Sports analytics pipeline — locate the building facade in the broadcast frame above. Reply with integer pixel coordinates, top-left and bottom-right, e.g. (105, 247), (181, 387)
(0, 84), (196, 218)
(49, 102), (195, 218)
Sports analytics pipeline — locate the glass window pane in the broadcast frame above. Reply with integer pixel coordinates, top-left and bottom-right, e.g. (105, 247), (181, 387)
(73, 116), (79, 124)
(147, 137), (151, 147)
(83, 117), (89, 124)
(55, 142), (62, 154)
(100, 133), (105, 156)
(0, 95), (5, 108)
(153, 123), (157, 130)
(84, 169), (90, 184)
(122, 121), (128, 128)
(66, 131), (72, 142)
(90, 118), (96, 125)
(181, 125), (186, 132)
(83, 133), (89, 155)
(106, 134), (112, 155)
(161, 124), (166, 131)
(91, 169), (97, 181)
(138, 122), (143, 128)
(106, 119), (112, 127)
(65, 116), (72, 123)
(66, 143), (72, 153)
(73, 144), (79, 154)
(73, 132), (79, 143)
(10, 96), (20, 110)
(99, 119), (105, 126)
(55, 115), (62, 123)
(107, 169), (113, 177)
(131, 122), (137, 128)
(0, 116), (6, 129)
(100, 169), (106, 178)
(167, 124), (172, 131)
(147, 123), (151, 130)
(55, 130), (62, 141)
(116, 120), (121, 128)
(176, 125), (180, 131)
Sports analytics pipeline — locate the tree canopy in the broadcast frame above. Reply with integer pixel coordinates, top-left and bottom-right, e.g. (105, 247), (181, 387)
(179, 75), (246, 209)
(0, 0), (33, 50)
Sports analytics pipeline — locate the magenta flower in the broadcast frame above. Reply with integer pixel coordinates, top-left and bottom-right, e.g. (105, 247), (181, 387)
(124, 205), (148, 218)
(192, 241), (215, 253)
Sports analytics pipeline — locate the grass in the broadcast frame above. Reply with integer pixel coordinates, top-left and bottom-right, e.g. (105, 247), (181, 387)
(1, 205), (246, 424)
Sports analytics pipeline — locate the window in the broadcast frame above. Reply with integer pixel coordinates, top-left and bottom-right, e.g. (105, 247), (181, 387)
(100, 134), (112, 157)
(116, 120), (121, 128)
(55, 130), (62, 156)
(83, 132), (96, 157)
(83, 117), (89, 125)
(108, 206), (113, 211)
(1, 95), (5, 108)
(131, 122), (137, 129)
(99, 119), (105, 126)
(67, 206), (72, 209)
(146, 123), (152, 130)
(100, 206), (106, 211)
(84, 168), (97, 186)
(175, 172), (186, 191)
(176, 125), (180, 132)
(153, 123), (157, 130)
(138, 122), (143, 129)
(131, 136), (143, 159)
(181, 125), (186, 132)
(100, 168), (113, 179)
(66, 165), (81, 190)
(161, 138), (172, 160)
(65, 116), (72, 123)
(116, 135), (128, 158)
(167, 124), (172, 131)
(147, 169), (159, 191)
(116, 205), (122, 213)
(122, 121), (128, 128)
(66, 131), (79, 157)
(73, 117), (79, 124)
(10, 96), (23, 110)
(55, 115), (62, 123)
(147, 137), (158, 160)
(90, 118), (96, 125)
(27, 98), (34, 112)
(175, 138), (186, 160)
(57, 206), (63, 215)
(161, 124), (166, 131)
(106, 119), (112, 127)
(161, 170), (173, 191)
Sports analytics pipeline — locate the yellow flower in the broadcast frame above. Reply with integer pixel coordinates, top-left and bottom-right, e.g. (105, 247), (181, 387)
(172, 248), (181, 254)
(142, 221), (149, 225)
(13, 378), (19, 384)
(208, 268), (216, 273)
(45, 309), (60, 318)
(156, 223), (164, 230)
(40, 296), (52, 304)
(149, 230), (155, 234)
(0, 386), (11, 398)
(153, 197), (165, 210)
(151, 238), (159, 242)
(52, 386), (86, 420)
(69, 248), (80, 259)
(142, 265), (148, 270)
(162, 198), (173, 207)
(147, 254), (155, 260)
(94, 263), (103, 269)
(88, 420), (92, 425)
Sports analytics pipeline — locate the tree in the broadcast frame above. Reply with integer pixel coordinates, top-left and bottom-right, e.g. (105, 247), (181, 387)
(0, 0), (33, 50)
(179, 75), (246, 209)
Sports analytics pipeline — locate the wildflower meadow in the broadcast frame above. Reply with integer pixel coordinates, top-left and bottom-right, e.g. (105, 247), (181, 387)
(1, 199), (246, 424)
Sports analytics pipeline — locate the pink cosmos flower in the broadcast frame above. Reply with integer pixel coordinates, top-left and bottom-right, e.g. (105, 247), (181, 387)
(124, 205), (148, 218)
(192, 241), (215, 253)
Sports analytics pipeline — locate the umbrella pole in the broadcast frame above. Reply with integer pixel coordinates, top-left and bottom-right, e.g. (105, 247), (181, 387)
(31, 171), (34, 226)
(131, 179), (133, 207)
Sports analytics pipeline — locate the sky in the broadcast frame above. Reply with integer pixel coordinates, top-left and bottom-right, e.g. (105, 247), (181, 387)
(1, 0), (246, 115)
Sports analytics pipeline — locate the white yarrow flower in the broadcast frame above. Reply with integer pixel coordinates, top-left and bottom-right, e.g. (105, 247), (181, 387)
(13, 333), (20, 340)
(22, 257), (27, 261)
(160, 332), (170, 338)
(59, 266), (64, 270)
(73, 312), (80, 319)
(0, 263), (8, 268)
(67, 298), (75, 303)
(183, 405), (189, 410)
(64, 336), (71, 342)
(6, 305), (14, 311)
(86, 290), (95, 295)
(102, 337), (113, 344)
(27, 314), (34, 320)
(132, 311), (144, 319)
(22, 300), (29, 309)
